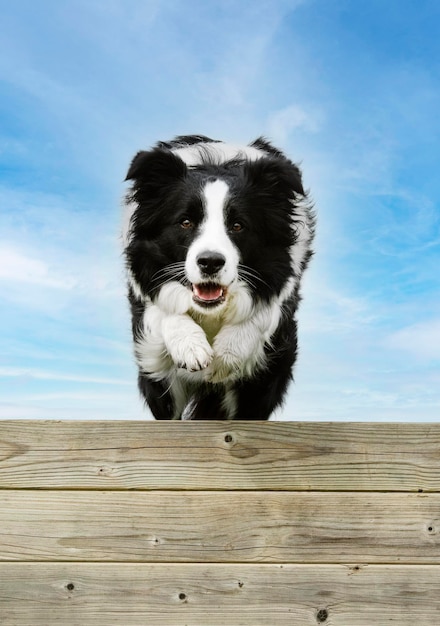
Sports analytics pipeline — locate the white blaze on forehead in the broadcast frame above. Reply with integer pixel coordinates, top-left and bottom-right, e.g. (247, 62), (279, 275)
(198, 179), (235, 262)
(202, 179), (230, 236)
(185, 178), (239, 287)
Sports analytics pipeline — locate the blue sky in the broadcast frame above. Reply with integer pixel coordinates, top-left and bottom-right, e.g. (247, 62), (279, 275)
(1, 0), (439, 420)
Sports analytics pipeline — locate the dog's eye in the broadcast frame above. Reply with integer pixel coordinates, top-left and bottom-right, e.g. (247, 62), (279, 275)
(230, 222), (243, 232)
(181, 219), (193, 229)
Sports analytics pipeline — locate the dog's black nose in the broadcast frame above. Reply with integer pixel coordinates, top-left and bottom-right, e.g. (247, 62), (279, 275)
(196, 251), (226, 275)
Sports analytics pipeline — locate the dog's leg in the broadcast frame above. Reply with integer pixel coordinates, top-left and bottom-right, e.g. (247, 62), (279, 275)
(137, 304), (212, 375)
(142, 282), (214, 372)
(234, 362), (294, 420)
(207, 300), (282, 383)
(206, 320), (266, 383)
(236, 320), (298, 420)
(162, 314), (213, 372)
(137, 375), (174, 420)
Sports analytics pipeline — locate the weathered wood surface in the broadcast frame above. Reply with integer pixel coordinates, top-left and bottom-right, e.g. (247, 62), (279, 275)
(1, 563), (439, 625)
(1, 420), (440, 625)
(0, 490), (438, 563)
(1, 420), (440, 491)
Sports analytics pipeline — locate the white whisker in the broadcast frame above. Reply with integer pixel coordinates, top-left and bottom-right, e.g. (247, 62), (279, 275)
(151, 262), (187, 290)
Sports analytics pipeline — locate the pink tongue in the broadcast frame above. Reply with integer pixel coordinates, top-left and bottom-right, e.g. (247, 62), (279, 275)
(193, 284), (223, 301)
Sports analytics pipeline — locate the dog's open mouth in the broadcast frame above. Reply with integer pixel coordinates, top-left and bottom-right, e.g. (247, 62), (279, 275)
(192, 283), (226, 307)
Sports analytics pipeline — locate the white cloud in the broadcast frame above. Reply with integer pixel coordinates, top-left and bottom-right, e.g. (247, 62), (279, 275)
(297, 263), (379, 336)
(386, 319), (440, 361)
(267, 104), (323, 145)
(0, 392), (146, 420)
(0, 366), (132, 386)
(0, 245), (77, 289)
(0, 183), (126, 318)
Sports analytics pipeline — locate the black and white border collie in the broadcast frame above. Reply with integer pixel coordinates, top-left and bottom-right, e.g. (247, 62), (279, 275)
(123, 135), (315, 420)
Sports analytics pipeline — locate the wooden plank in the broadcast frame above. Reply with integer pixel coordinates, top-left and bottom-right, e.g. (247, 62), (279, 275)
(1, 420), (440, 491)
(1, 563), (439, 625)
(0, 490), (438, 563)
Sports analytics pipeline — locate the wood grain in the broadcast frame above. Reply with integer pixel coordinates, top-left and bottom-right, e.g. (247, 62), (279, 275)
(1, 563), (439, 625)
(0, 490), (438, 563)
(1, 420), (440, 624)
(1, 420), (440, 491)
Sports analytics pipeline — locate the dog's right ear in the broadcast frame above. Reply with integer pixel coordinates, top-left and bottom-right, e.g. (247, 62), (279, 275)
(125, 149), (187, 184)
(125, 151), (149, 181)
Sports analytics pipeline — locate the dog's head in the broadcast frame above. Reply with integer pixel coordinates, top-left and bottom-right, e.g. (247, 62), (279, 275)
(123, 138), (312, 315)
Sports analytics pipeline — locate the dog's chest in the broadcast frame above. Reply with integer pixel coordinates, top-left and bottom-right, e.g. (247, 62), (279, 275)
(188, 310), (225, 345)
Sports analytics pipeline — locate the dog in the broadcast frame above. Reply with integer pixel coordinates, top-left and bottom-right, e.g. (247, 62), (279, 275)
(123, 135), (315, 420)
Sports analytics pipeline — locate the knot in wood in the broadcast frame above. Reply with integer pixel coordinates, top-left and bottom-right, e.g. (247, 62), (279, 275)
(228, 444), (258, 459)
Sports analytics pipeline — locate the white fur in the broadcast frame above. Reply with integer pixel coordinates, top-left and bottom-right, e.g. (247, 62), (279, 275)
(135, 303), (171, 380)
(136, 300), (283, 418)
(126, 267), (145, 301)
(135, 275), (291, 387)
(172, 142), (264, 167)
(122, 199), (137, 246)
(121, 199), (145, 301)
(156, 281), (192, 315)
(221, 387), (238, 419)
(185, 179), (239, 292)
(162, 314), (213, 372)
(206, 291), (287, 383)
(290, 199), (314, 278)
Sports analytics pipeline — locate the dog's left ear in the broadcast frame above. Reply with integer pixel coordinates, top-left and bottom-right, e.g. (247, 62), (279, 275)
(278, 160), (305, 196)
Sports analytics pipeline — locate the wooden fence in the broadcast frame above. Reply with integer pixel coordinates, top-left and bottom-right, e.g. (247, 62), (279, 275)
(0, 420), (439, 625)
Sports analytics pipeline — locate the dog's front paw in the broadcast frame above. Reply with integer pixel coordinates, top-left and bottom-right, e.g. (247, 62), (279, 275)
(162, 315), (213, 373)
(174, 339), (214, 372)
(205, 352), (240, 383)
(205, 324), (265, 383)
